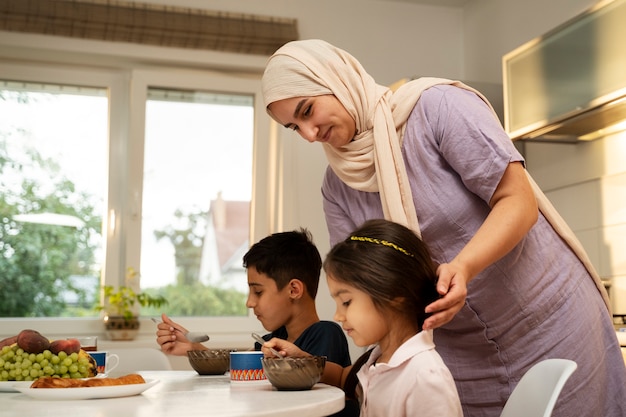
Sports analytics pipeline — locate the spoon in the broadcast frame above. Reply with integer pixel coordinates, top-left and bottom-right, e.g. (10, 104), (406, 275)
(151, 317), (210, 343)
(251, 332), (285, 358)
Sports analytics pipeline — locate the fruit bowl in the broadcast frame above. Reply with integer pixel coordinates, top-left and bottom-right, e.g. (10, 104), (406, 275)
(261, 356), (326, 391)
(187, 349), (230, 375)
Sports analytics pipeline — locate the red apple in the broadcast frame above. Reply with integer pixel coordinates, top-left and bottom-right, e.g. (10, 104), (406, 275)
(49, 338), (81, 355)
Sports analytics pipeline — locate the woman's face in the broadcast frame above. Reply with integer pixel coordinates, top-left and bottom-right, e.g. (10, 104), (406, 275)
(267, 95), (356, 148)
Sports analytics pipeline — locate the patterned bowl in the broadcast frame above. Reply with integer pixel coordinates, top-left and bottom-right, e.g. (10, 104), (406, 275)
(187, 349), (230, 375)
(261, 356), (326, 391)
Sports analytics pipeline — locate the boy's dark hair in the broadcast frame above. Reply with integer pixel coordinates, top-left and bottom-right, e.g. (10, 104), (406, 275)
(242, 228), (322, 298)
(323, 219), (439, 329)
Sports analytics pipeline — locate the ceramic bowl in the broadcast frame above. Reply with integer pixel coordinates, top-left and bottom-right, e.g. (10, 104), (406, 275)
(187, 349), (230, 375)
(261, 356), (326, 390)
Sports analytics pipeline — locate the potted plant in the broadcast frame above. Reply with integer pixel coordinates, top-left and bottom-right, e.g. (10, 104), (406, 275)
(96, 267), (168, 340)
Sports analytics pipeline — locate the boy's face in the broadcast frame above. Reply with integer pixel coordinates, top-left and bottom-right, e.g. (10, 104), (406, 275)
(246, 267), (293, 332)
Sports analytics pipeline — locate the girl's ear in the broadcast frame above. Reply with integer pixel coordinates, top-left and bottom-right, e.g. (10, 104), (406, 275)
(389, 296), (408, 310)
(288, 279), (304, 299)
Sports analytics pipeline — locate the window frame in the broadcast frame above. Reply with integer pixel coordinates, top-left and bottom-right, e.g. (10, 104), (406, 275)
(0, 61), (274, 345)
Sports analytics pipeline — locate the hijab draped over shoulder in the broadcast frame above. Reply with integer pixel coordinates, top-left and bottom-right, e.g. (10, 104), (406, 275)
(262, 39), (493, 235)
(261, 39), (609, 310)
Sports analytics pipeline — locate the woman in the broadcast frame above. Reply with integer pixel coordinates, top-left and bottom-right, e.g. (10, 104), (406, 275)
(261, 39), (626, 417)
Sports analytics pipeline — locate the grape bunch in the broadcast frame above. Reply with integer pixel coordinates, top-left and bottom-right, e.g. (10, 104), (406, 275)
(0, 344), (93, 381)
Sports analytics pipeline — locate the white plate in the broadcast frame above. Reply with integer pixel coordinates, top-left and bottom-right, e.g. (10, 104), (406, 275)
(13, 379), (159, 400)
(0, 381), (33, 392)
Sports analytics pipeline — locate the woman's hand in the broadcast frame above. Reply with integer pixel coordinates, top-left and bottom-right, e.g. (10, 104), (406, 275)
(422, 262), (468, 330)
(261, 338), (310, 358)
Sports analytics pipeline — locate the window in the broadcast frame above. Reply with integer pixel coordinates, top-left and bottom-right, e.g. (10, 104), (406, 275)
(0, 63), (271, 340)
(0, 82), (107, 318)
(140, 88), (253, 316)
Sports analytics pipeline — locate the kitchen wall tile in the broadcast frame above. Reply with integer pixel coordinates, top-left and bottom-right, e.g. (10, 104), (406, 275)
(599, 223), (626, 277)
(545, 180), (601, 230)
(601, 172), (626, 226)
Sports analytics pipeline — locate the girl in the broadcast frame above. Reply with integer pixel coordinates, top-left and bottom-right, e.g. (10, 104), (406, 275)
(264, 219), (462, 417)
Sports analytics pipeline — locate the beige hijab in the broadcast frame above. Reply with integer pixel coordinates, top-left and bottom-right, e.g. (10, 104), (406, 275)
(262, 39), (610, 310)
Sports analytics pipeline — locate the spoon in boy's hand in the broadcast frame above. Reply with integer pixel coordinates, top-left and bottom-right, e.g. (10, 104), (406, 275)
(151, 317), (210, 343)
(251, 332), (285, 358)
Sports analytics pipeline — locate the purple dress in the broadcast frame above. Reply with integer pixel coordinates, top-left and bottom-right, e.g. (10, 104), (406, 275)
(322, 85), (626, 417)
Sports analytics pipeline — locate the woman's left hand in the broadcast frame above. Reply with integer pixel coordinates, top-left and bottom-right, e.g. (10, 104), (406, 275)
(422, 262), (468, 330)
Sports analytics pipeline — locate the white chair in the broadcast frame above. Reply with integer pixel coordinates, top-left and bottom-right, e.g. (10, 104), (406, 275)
(500, 359), (577, 417)
(106, 348), (173, 376)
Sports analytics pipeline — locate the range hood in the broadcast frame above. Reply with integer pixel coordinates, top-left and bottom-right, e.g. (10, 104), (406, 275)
(503, 0), (626, 143)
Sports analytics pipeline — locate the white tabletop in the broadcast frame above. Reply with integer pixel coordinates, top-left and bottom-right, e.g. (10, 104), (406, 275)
(1, 371), (345, 417)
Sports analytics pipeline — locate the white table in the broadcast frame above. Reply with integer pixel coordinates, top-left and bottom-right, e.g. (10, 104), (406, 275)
(1, 371), (345, 417)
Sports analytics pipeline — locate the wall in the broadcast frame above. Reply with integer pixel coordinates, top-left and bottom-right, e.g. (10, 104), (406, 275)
(463, 0), (626, 315)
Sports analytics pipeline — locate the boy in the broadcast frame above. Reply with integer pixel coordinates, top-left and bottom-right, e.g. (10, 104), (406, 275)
(155, 228), (352, 367)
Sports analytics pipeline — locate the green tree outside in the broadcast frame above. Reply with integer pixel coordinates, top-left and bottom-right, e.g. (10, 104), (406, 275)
(0, 90), (248, 318)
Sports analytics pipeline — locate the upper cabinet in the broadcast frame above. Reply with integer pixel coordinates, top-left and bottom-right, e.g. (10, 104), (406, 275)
(503, 0), (626, 142)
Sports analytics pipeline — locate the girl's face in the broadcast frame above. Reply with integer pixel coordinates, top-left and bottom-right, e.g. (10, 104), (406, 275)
(327, 274), (388, 347)
(267, 95), (356, 148)
(246, 267), (292, 332)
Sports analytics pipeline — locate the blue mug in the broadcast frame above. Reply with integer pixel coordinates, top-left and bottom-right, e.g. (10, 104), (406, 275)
(229, 351), (265, 383)
(89, 351), (119, 375)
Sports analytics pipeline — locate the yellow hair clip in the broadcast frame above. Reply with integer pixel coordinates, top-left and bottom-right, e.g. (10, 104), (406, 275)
(349, 236), (414, 257)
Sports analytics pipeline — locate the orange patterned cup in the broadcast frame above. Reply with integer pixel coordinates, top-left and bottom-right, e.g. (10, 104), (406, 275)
(229, 351), (266, 383)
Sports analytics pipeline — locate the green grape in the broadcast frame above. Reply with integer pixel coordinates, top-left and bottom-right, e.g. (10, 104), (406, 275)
(0, 344), (92, 381)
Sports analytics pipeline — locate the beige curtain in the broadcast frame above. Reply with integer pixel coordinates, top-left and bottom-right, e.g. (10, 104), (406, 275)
(0, 0), (299, 55)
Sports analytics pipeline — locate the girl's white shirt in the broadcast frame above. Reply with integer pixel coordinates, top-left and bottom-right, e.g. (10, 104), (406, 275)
(356, 330), (462, 417)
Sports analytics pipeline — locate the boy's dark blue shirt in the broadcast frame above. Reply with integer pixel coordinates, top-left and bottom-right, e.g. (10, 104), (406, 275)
(255, 320), (351, 367)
